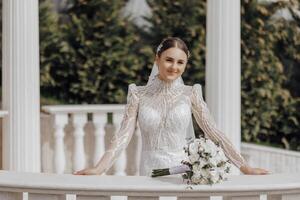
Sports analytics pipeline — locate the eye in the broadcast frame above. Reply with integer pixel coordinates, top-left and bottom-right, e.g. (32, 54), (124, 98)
(178, 61), (184, 65)
(166, 58), (173, 62)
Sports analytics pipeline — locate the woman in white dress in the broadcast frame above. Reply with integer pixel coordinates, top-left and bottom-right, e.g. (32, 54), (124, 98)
(74, 37), (270, 176)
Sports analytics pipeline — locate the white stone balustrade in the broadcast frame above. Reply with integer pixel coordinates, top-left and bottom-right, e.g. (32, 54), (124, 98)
(0, 170), (300, 200)
(42, 105), (300, 176)
(42, 105), (129, 175)
(241, 143), (300, 173)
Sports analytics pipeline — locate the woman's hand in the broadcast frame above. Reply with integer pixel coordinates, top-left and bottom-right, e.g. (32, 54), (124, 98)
(73, 152), (112, 175)
(240, 165), (271, 175)
(73, 167), (104, 175)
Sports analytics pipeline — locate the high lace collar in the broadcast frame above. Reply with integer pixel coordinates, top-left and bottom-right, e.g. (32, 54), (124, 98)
(147, 74), (184, 94)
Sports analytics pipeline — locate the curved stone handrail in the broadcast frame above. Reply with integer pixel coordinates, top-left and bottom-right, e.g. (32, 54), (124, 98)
(42, 104), (125, 114)
(0, 170), (299, 199)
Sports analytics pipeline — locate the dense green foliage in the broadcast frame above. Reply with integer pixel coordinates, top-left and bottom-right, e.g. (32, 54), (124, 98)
(241, 0), (300, 150)
(40, 0), (144, 104)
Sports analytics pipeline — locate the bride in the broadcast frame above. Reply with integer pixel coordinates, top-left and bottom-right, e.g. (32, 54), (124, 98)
(74, 37), (270, 176)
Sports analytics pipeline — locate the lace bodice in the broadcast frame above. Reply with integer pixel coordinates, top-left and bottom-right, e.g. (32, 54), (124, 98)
(104, 75), (246, 176)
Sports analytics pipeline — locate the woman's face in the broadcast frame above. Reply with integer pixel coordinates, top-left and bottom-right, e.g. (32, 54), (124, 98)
(156, 47), (188, 82)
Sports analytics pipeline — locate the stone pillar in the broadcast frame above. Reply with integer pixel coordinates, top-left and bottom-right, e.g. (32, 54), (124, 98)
(2, 0), (41, 172)
(206, 0), (242, 173)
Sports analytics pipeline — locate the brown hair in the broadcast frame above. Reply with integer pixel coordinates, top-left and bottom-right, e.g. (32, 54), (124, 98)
(156, 37), (190, 59)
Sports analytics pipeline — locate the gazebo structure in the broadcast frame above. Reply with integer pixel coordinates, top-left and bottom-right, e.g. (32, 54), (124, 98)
(1, 1), (300, 200)
(1, 0), (241, 173)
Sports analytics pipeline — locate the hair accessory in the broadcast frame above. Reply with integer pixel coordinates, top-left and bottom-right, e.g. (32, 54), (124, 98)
(156, 43), (163, 54)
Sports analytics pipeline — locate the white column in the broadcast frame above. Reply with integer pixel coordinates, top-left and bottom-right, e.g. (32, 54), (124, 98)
(2, 0), (40, 172)
(206, 0), (241, 173)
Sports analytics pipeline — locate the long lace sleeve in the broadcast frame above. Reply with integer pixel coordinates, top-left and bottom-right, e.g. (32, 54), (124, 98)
(191, 84), (247, 169)
(103, 83), (139, 172)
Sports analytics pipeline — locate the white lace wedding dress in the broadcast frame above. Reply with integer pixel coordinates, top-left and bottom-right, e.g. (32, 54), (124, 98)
(105, 75), (246, 176)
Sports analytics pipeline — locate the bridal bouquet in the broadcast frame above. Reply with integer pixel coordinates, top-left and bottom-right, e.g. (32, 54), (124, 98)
(151, 137), (232, 185)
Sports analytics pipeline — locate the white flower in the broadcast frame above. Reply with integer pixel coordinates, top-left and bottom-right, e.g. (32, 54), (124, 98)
(199, 168), (210, 177)
(210, 173), (220, 183)
(189, 143), (198, 155)
(189, 154), (200, 163)
(191, 174), (202, 184)
(210, 157), (218, 167)
(217, 149), (226, 158)
(194, 139), (201, 146)
(207, 139), (216, 147)
(198, 146), (204, 152)
(182, 137), (231, 185)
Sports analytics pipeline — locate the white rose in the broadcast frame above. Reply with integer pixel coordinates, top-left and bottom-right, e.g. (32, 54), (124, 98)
(199, 138), (206, 146)
(214, 153), (222, 163)
(206, 145), (217, 157)
(189, 154), (200, 163)
(199, 168), (210, 177)
(192, 163), (200, 171)
(194, 139), (201, 146)
(207, 139), (216, 147)
(198, 157), (208, 168)
(201, 142), (211, 153)
(189, 143), (198, 155)
(191, 175), (201, 184)
(198, 146), (204, 152)
(210, 157), (218, 167)
(217, 149), (226, 158)
(211, 174), (220, 183)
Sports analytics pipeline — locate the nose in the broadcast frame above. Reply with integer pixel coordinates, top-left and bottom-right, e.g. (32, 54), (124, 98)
(167, 64), (179, 74)
(169, 62), (178, 69)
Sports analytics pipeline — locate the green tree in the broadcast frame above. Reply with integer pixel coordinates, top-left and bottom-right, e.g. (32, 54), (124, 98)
(241, 0), (300, 150)
(273, 4), (300, 98)
(41, 0), (142, 104)
(39, 0), (66, 104)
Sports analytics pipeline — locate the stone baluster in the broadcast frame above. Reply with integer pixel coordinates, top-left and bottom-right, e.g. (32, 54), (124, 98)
(53, 114), (68, 174)
(72, 113), (88, 172)
(93, 113), (107, 168)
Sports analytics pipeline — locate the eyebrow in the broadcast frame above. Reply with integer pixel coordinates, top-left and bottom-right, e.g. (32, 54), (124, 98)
(165, 56), (185, 62)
